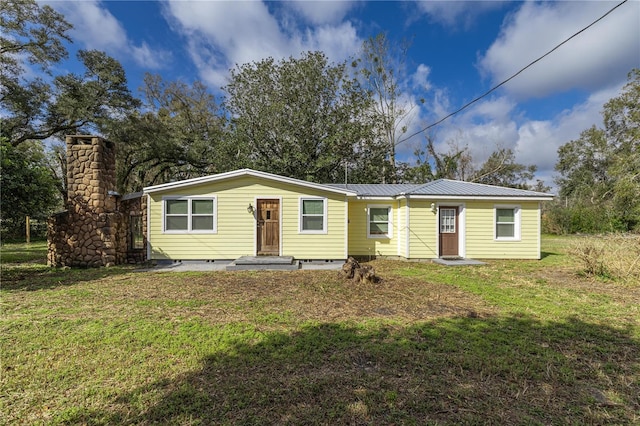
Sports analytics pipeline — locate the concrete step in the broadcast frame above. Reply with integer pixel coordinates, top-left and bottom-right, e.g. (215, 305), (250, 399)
(226, 256), (300, 271)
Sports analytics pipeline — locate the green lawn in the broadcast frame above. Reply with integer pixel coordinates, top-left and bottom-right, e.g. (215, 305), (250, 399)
(1, 237), (638, 425)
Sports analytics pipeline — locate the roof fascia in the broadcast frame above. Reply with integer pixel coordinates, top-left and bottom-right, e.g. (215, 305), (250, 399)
(143, 168), (357, 196)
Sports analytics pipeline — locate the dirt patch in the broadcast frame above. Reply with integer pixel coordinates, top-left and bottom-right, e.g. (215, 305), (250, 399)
(94, 269), (496, 326)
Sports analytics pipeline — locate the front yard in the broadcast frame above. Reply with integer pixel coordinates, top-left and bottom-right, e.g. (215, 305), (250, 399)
(1, 237), (638, 425)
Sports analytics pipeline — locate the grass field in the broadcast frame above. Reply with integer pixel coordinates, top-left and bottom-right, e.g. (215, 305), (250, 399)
(1, 237), (638, 425)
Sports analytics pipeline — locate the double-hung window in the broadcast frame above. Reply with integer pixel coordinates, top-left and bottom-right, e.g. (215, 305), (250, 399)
(368, 205), (393, 238)
(300, 198), (327, 233)
(164, 197), (216, 233)
(494, 205), (520, 240)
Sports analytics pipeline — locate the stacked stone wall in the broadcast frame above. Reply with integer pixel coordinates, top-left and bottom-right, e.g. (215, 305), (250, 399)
(47, 210), (124, 267)
(47, 135), (146, 267)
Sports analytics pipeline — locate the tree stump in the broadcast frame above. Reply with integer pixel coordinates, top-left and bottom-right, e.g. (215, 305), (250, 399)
(341, 257), (378, 283)
(341, 257), (360, 279)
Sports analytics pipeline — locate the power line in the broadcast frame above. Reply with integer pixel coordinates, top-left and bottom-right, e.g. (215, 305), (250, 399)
(403, 0), (630, 142)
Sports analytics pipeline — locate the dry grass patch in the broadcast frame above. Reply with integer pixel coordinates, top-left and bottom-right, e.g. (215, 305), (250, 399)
(569, 233), (640, 282)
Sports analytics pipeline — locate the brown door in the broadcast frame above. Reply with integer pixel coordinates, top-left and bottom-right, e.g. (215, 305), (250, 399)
(439, 206), (459, 257)
(257, 199), (280, 255)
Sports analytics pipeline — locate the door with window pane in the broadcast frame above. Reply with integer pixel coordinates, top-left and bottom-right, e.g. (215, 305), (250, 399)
(439, 207), (459, 257)
(257, 199), (279, 255)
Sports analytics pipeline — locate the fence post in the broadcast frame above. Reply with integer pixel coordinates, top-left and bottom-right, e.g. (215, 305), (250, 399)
(26, 216), (30, 244)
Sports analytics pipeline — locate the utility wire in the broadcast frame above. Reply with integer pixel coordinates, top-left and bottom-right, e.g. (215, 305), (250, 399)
(403, 0), (630, 142)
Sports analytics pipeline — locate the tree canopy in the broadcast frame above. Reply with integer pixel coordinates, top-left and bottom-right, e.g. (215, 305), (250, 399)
(0, 138), (59, 237)
(1, 1), (139, 146)
(552, 69), (640, 232)
(224, 51), (384, 183)
(105, 74), (229, 193)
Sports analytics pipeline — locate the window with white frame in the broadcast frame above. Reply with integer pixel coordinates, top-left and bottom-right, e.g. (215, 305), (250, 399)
(495, 205), (520, 240)
(164, 197), (216, 233)
(368, 205), (392, 238)
(300, 198), (327, 233)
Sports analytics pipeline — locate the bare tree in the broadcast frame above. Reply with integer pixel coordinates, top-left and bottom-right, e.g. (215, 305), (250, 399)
(356, 33), (423, 182)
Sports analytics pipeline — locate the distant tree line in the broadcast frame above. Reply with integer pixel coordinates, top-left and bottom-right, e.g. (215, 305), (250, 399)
(545, 70), (640, 233)
(1, 1), (637, 237)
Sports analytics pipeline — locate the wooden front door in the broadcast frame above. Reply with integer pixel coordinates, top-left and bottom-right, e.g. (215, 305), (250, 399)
(439, 206), (459, 257)
(257, 199), (280, 255)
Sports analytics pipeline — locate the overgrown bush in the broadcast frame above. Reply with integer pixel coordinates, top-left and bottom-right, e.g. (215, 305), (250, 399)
(543, 201), (634, 235)
(569, 234), (640, 282)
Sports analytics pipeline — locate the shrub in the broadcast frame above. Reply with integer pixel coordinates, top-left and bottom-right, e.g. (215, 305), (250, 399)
(569, 234), (640, 282)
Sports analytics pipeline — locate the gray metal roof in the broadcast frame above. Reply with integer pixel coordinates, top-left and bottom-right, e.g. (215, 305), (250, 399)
(406, 179), (552, 197)
(140, 167), (552, 199)
(325, 179), (552, 198)
(325, 183), (419, 196)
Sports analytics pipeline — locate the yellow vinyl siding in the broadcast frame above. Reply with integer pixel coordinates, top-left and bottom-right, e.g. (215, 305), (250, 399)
(407, 199), (438, 259)
(347, 200), (400, 257)
(148, 176), (346, 260)
(465, 201), (540, 259)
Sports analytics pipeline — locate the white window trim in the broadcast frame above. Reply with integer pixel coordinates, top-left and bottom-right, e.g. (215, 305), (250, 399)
(298, 197), (328, 234)
(367, 204), (393, 239)
(494, 204), (521, 241)
(162, 196), (217, 234)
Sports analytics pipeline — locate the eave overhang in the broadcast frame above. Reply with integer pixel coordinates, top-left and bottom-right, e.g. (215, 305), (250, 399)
(143, 168), (358, 197)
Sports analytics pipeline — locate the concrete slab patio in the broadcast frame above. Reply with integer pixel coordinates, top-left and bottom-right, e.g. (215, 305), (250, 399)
(139, 258), (343, 272)
(139, 257), (485, 272)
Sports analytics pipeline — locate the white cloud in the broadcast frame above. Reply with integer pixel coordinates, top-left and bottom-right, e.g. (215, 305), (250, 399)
(410, 80), (624, 189)
(464, 96), (516, 124)
(479, 1), (640, 99)
(411, 64), (432, 91)
(515, 84), (619, 180)
(427, 96), (520, 165)
(129, 42), (169, 70)
(49, 0), (170, 69)
(298, 23), (361, 62)
(163, 0), (362, 89)
(413, 1), (506, 29)
(286, 1), (357, 25)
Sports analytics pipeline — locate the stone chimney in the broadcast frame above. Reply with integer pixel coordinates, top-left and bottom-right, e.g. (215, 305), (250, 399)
(66, 135), (117, 214)
(48, 135), (125, 267)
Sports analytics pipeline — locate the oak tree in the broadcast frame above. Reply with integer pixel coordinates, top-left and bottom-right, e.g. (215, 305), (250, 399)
(224, 51), (382, 183)
(105, 74), (229, 192)
(1, 1), (139, 145)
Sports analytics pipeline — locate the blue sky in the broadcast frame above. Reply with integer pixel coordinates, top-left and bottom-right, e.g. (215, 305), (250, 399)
(47, 0), (640, 187)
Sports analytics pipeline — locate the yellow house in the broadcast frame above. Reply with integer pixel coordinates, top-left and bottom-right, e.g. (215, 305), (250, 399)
(143, 169), (553, 262)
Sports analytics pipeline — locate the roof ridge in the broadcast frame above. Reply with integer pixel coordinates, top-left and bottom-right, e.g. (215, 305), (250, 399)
(404, 179), (441, 195)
